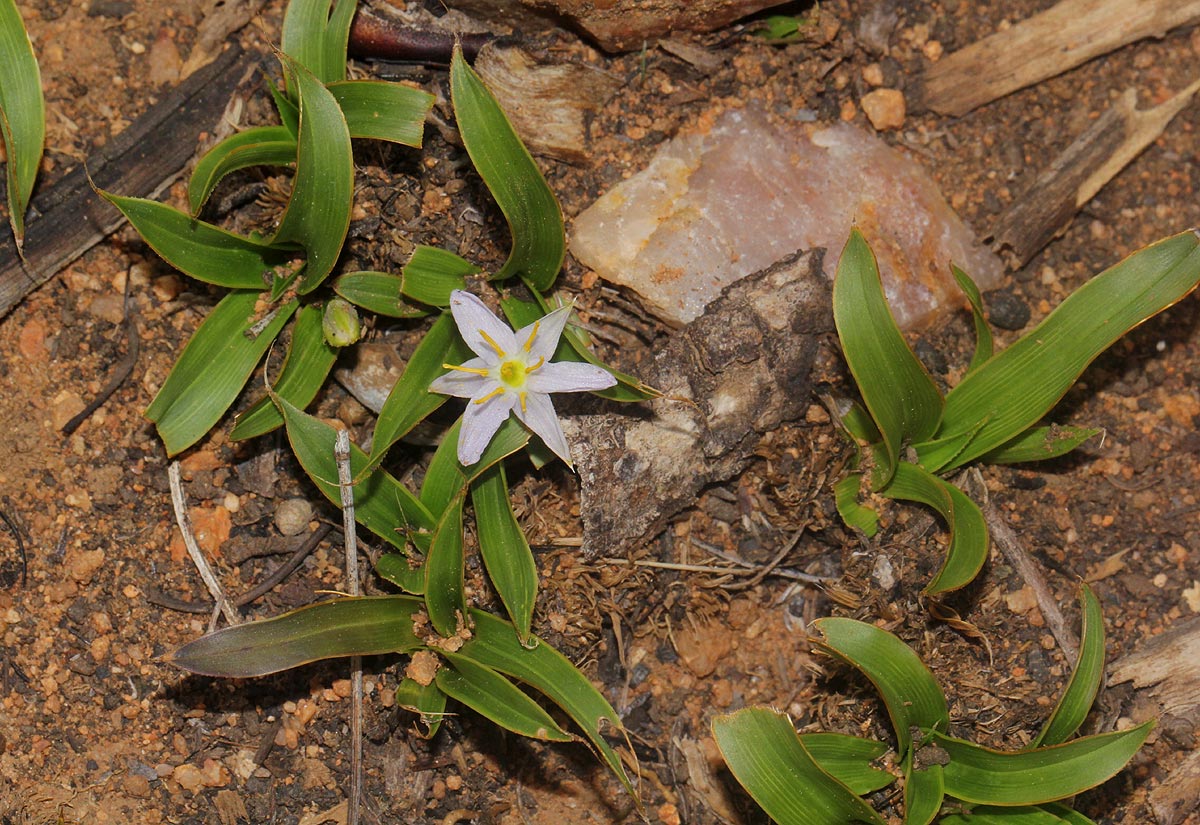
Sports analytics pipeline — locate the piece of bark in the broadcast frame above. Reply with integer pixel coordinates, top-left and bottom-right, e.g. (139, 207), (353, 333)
(473, 43), (620, 163)
(566, 249), (831, 558)
(922, 0), (1200, 117)
(991, 81), (1200, 266)
(182, 0), (270, 77)
(0, 43), (256, 320)
(1110, 618), (1200, 825)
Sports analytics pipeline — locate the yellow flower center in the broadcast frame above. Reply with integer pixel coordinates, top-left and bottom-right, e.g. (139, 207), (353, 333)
(499, 359), (526, 387)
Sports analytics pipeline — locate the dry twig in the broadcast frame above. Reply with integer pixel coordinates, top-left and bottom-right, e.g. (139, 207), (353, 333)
(168, 461), (238, 629)
(335, 429), (364, 825)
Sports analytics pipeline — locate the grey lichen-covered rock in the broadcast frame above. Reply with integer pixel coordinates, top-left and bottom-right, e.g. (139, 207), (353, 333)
(566, 249), (832, 557)
(571, 105), (1004, 330)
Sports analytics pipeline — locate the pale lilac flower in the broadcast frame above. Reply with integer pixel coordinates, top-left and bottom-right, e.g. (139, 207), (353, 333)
(430, 290), (616, 467)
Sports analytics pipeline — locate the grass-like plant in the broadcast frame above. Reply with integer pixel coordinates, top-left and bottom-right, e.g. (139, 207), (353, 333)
(0, 0), (45, 250)
(834, 228), (1200, 596)
(714, 585), (1147, 824)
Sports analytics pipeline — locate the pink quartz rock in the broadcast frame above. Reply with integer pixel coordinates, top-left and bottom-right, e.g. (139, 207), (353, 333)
(571, 106), (1004, 330)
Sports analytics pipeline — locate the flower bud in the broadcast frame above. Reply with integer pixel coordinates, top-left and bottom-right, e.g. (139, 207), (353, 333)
(322, 298), (362, 347)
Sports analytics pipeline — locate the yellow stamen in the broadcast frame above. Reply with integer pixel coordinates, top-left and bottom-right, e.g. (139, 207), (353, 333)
(523, 321), (540, 353)
(474, 386), (505, 405)
(527, 356), (545, 373)
(478, 329), (507, 357)
(519, 391), (527, 412)
(443, 363), (491, 376)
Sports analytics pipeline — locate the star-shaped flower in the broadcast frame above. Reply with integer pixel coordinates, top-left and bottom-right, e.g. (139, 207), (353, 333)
(430, 290), (616, 467)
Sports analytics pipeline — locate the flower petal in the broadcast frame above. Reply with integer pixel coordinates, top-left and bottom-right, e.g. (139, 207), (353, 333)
(449, 290), (518, 361)
(513, 391), (572, 467)
(526, 361), (617, 394)
(516, 304), (572, 363)
(458, 392), (516, 466)
(429, 358), (494, 398)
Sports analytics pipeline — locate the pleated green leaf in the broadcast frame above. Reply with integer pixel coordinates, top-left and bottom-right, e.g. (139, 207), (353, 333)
(974, 424), (1100, 466)
(395, 676), (447, 738)
(275, 394), (437, 551)
(424, 494), (467, 637)
(187, 125), (297, 215)
(712, 708), (887, 825)
(438, 652), (571, 742)
(811, 618), (949, 762)
(450, 46), (564, 292)
(280, 0), (356, 85)
(419, 416), (530, 518)
(167, 595), (425, 677)
(881, 461), (989, 596)
(904, 764), (943, 825)
(936, 231), (1200, 470)
(146, 291), (297, 455)
(365, 311), (472, 471)
(934, 722), (1153, 805)
(459, 608), (635, 797)
(798, 733), (895, 796)
(329, 79), (433, 147)
(0, 0), (44, 248)
(334, 271), (424, 317)
(500, 294), (657, 402)
(272, 54), (353, 294)
(1033, 584), (1105, 748)
(230, 304), (338, 440)
(834, 229), (943, 488)
(101, 190), (294, 289)
(953, 265), (994, 376)
(402, 245), (479, 307)
(471, 461), (538, 642)
(375, 552), (426, 595)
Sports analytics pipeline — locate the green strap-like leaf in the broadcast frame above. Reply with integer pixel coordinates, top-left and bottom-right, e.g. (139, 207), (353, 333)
(424, 493), (467, 637)
(450, 46), (564, 292)
(276, 394), (437, 550)
(365, 312), (472, 471)
(811, 618), (949, 762)
(834, 229), (943, 488)
(913, 417), (987, 475)
(329, 80), (433, 147)
(272, 54), (354, 294)
(167, 595), (425, 677)
(230, 303), (338, 440)
(101, 190), (294, 288)
(0, 0), (44, 248)
(146, 291), (297, 455)
(375, 552), (426, 595)
(403, 245), (480, 307)
(974, 424), (1100, 466)
(281, 0), (356, 85)
(460, 608), (635, 797)
(438, 652), (572, 742)
(334, 270), (426, 318)
(471, 461), (538, 642)
(187, 125), (297, 215)
(419, 416), (530, 518)
(881, 461), (989, 596)
(834, 473), (879, 537)
(712, 708), (887, 825)
(934, 723), (1153, 806)
(395, 676), (447, 738)
(1033, 584), (1105, 747)
(903, 764), (944, 825)
(940, 805), (1095, 824)
(798, 733), (895, 796)
(500, 294), (657, 402)
(937, 231), (1200, 470)
(953, 265), (994, 375)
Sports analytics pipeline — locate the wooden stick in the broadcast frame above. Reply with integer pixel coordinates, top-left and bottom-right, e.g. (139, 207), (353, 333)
(168, 461), (239, 628)
(335, 429), (364, 825)
(991, 79), (1200, 265)
(922, 0), (1200, 117)
(0, 43), (256, 319)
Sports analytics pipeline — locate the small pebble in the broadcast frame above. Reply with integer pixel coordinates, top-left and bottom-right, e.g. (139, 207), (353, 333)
(986, 288), (1031, 330)
(861, 88), (906, 130)
(275, 498), (313, 536)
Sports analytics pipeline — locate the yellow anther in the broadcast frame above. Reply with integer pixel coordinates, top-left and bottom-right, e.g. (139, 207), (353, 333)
(519, 391), (527, 412)
(443, 363), (491, 376)
(474, 386), (505, 405)
(478, 328), (507, 357)
(527, 356), (545, 373)
(523, 321), (540, 353)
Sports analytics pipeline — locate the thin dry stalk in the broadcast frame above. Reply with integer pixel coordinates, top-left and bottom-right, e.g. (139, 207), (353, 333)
(335, 429), (364, 825)
(168, 461), (238, 629)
